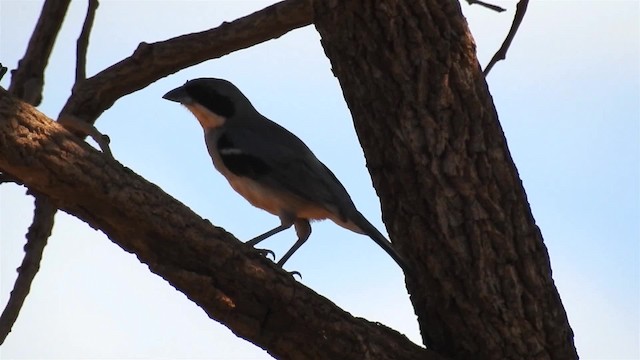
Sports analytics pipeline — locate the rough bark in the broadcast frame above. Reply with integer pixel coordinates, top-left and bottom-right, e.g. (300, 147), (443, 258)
(0, 88), (443, 360)
(314, 1), (577, 360)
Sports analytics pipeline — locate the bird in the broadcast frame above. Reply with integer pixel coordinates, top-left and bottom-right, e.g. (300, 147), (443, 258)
(162, 78), (406, 271)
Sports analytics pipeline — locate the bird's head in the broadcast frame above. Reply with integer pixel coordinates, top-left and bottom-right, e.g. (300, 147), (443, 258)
(163, 78), (256, 130)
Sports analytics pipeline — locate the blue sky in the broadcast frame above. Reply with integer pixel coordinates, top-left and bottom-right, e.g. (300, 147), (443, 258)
(1, 1), (638, 359)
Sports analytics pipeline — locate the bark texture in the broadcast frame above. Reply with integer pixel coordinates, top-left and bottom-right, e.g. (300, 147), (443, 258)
(0, 88), (442, 360)
(314, 1), (577, 359)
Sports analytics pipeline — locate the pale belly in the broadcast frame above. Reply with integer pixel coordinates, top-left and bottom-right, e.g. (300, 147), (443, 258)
(226, 173), (333, 221)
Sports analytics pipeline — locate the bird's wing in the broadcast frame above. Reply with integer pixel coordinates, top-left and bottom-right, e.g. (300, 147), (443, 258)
(219, 118), (356, 220)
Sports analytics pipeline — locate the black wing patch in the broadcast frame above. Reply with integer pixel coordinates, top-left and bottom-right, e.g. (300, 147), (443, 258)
(217, 134), (271, 178)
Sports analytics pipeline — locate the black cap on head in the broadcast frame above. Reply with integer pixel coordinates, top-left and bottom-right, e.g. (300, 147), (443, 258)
(163, 78), (237, 118)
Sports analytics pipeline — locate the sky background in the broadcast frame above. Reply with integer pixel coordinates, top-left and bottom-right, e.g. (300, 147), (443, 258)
(1, 0), (638, 359)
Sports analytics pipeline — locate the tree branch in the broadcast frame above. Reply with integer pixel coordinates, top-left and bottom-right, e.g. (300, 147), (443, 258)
(59, 0), (313, 123)
(0, 88), (443, 360)
(76, 0), (99, 83)
(64, 0), (114, 157)
(1, 0), (71, 345)
(0, 197), (56, 344)
(465, 0), (506, 13)
(8, 0), (71, 105)
(483, 0), (529, 75)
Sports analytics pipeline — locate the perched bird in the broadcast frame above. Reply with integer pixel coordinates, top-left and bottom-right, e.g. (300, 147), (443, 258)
(163, 78), (406, 271)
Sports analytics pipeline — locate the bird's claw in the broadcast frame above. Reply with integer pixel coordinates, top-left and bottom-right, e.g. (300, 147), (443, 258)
(255, 248), (276, 260)
(253, 249), (301, 279)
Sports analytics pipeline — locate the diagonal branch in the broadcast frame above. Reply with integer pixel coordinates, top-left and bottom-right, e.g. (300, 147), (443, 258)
(0, 197), (56, 344)
(0, 88), (443, 360)
(483, 0), (530, 75)
(8, 0), (71, 106)
(59, 0), (313, 123)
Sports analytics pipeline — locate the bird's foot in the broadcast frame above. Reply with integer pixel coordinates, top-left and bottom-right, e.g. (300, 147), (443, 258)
(255, 248), (276, 260)
(287, 270), (302, 280)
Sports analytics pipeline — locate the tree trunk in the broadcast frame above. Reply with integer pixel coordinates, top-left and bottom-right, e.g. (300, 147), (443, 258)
(313, 1), (577, 359)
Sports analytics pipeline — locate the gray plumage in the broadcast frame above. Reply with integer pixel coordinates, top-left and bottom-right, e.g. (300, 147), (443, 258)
(163, 78), (406, 271)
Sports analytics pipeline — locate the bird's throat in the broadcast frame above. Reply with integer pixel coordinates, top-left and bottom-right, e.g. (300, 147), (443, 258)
(185, 103), (227, 130)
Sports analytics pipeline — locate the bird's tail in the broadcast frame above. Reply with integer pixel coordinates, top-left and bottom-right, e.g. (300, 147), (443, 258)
(349, 211), (408, 272)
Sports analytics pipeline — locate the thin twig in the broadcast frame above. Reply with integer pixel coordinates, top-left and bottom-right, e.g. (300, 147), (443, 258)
(484, 0), (530, 75)
(0, 197), (56, 344)
(76, 0), (99, 82)
(59, 115), (113, 158)
(466, 0), (506, 13)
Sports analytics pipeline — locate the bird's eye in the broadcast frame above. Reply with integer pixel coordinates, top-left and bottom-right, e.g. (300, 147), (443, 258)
(186, 84), (235, 118)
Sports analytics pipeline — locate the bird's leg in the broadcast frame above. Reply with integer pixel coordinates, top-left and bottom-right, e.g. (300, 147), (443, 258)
(277, 219), (311, 267)
(246, 225), (286, 259)
(246, 220), (293, 246)
(246, 217), (294, 259)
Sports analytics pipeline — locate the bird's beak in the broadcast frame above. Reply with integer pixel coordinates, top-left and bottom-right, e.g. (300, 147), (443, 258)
(162, 86), (190, 103)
